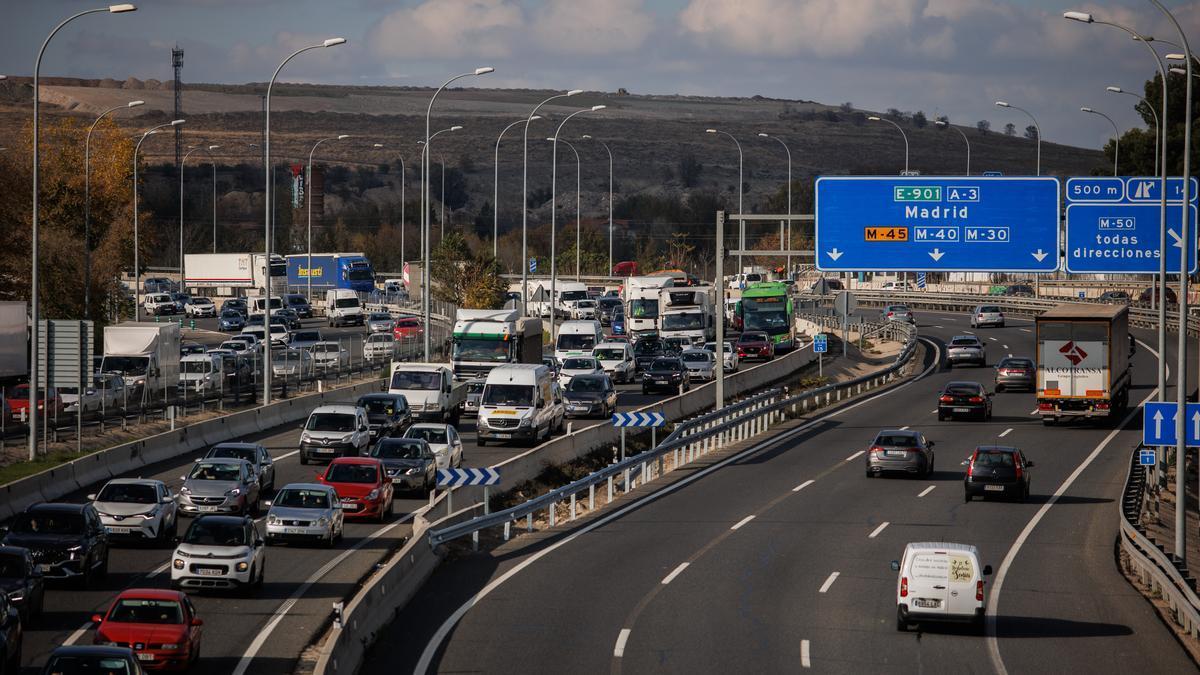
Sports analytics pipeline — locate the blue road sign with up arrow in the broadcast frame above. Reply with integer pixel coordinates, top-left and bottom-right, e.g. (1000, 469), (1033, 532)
(1139, 448), (1157, 467)
(437, 467), (501, 488)
(612, 411), (666, 427)
(1142, 402), (1200, 447)
(813, 334), (828, 353)
(1065, 177), (1198, 274)
(814, 177), (1060, 272)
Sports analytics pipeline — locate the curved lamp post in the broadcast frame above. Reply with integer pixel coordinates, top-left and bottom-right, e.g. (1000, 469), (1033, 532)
(1106, 86), (1159, 175)
(1079, 107), (1120, 175)
(180, 143), (221, 284)
(758, 133), (793, 271)
(133, 119), (185, 323)
(867, 116), (910, 174)
(494, 116), (541, 258)
(305, 134), (350, 301)
(705, 129), (743, 270)
(934, 119), (970, 175)
(581, 135), (613, 274)
(993, 101), (1040, 175)
(85, 99), (144, 318)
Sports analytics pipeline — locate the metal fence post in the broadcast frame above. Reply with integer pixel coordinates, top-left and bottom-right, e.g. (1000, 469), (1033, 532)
(589, 483), (595, 511)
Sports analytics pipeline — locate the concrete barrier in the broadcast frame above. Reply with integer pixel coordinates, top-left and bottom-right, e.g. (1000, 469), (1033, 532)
(68, 452), (115, 495)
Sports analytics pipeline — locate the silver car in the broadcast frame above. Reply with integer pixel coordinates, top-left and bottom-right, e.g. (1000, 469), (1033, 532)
(205, 442), (276, 494)
(264, 483), (343, 547)
(311, 341), (350, 370)
(970, 304), (1005, 328)
(947, 335), (986, 367)
(272, 348), (314, 379)
(366, 312), (395, 334)
(865, 429), (935, 477)
(882, 304), (915, 323)
(178, 458), (261, 517)
(680, 348), (716, 381)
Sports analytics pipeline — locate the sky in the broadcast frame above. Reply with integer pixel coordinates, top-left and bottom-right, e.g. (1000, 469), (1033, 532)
(2, 0), (1196, 149)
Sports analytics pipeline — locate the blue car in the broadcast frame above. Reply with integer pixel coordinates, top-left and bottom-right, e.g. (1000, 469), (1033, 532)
(611, 310), (626, 336)
(218, 309), (246, 332)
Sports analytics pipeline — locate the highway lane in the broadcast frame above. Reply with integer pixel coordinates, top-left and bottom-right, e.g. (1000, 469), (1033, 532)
(382, 311), (1195, 674)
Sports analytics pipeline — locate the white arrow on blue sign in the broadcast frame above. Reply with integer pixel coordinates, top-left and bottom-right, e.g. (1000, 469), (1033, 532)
(813, 335), (828, 353)
(1142, 402), (1200, 447)
(437, 467), (501, 488)
(612, 411), (666, 427)
(1139, 448), (1157, 467)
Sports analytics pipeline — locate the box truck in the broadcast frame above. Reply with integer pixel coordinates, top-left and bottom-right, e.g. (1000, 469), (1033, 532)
(286, 253), (376, 294)
(100, 322), (181, 403)
(623, 276), (675, 338)
(1036, 303), (1131, 426)
(184, 253), (286, 296)
(450, 308), (543, 380)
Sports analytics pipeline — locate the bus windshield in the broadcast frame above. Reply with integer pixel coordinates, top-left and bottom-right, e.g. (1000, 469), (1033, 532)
(742, 297), (789, 333)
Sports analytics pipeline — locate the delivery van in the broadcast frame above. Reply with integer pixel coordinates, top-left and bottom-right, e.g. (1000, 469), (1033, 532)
(476, 364), (564, 446)
(891, 542), (992, 632)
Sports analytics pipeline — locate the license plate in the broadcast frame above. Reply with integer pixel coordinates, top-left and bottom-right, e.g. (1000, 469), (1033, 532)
(655, 379), (668, 384)
(196, 568), (222, 576)
(284, 527), (306, 534)
(985, 485), (1005, 492)
(198, 506), (219, 512)
(494, 433), (512, 439)
(341, 501), (359, 511)
(885, 451), (907, 458)
(912, 598), (940, 608)
(107, 526), (133, 534)
(37, 564), (52, 574)
(137, 653), (155, 661)
(954, 407), (970, 413)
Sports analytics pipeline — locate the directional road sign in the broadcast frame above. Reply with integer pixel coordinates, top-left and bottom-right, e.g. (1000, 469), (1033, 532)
(529, 257), (538, 273)
(814, 177), (1060, 272)
(1142, 402), (1200, 447)
(612, 411), (666, 427)
(1139, 448), (1157, 467)
(437, 467), (501, 488)
(813, 334), (828, 353)
(916, 272), (927, 289)
(1065, 176), (1198, 274)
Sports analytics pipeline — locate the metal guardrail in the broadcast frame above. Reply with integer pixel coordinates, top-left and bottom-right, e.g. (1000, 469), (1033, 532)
(428, 318), (919, 547)
(1119, 446), (1200, 639)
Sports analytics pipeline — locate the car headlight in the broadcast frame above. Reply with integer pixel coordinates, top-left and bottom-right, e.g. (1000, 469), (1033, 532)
(179, 485), (190, 494)
(159, 643), (179, 650)
(266, 514), (278, 525)
(366, 488), (380, 500)
(315, 517), (329, 527)
(300, 433), (312, 444)
(141, 507), (160, 520)
(519, 417), (532, 428)
(8, 591), (23, 603)
(235, 561), (249, 572)
(67, 545), (83, 560)
(341, 434), (355, 444)
(226, 488), (241, 497)
(173, 559), (185, 569)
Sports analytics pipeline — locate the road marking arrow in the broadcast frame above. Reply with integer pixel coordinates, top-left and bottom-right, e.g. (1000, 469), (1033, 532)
(827, 248), (843, 261)
(1169, 228), (1184, 248)
(1154, 409), (1164, 440)
(1031, 249), (1049, 262)
(928, 248), (945, 262)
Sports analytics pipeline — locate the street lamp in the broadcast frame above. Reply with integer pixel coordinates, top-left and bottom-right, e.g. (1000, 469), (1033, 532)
(867, 116), (910, 175)
(934, 119), (971, 175)
(1170, 66), (1200, 78)
(85, 99), (144, 319)
(545, 137), (581, 342)
(581, 135), (614, 274)
(133, 119), (185, 323)
(521, 89), (583, 318)
(180, 143), (221, 286)
(758, 132), (793, 272)
(263, 36), (346, 406)
(423, 67), (493, 362)
(30, 3), (137, 461)
(993, 102), (1040, 175)
(306, 134), (350, 301)
(706, 129), (743, 271)
(1107, 86), (1159, 175)
(494, 116), (542, 258)
(418, 126), (462, 241)
(1079, 107), (1120, 175)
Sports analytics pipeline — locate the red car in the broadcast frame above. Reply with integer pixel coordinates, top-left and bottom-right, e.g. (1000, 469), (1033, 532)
(92, 588), (203, 671)
(392, 317), (424, 341)
(318, 457), (394, 522)
(736, 331), (775, 361)
(6, 384), (64, 421)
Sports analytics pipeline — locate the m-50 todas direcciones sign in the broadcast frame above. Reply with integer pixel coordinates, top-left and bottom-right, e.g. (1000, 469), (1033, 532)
(814, 176), (1060, 272)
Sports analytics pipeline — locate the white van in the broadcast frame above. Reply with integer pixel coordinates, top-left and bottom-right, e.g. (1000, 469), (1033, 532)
(555, 320), (603, 362)
(178, 353), (223, 395)
(891, 542), (992, 632)
(476, 364), (564, 446)
(248, 295), (284, 317)
(592, 341), (635, 383)
(325, 289), (364, 327)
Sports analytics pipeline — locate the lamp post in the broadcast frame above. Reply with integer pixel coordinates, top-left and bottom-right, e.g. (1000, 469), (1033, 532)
(418, 127), (461, 239)
(1170, 66), (1200, 78)
(263, 36), (346, 406)
(867, 116), (910, 174)
(85, 99), (144, 319)
(494, 116), (541, 258)
(133, 120), (185, 323)
(546, 136), (581, 342)
(705, 129), (743, 271)
(1107, 86), (1159, 175)
(439, 153), (446, 239)
(934, 119), (971, 175)
(180, 143), (221, 287)
(758, 133), (793, 272)
(30, 3), (137, 461)
(993, 101), (1041, 175)
(582, 135), (613, 274)
(306, 134), (350, 301)
(1079, 107), (1120, 175)
(423, 67), (493, 362)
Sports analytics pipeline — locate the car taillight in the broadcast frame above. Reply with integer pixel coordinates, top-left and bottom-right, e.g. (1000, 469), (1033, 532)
(978, 313), (984, 318)
(939, 395), (954, 403)
(870, 445), (884, 456)
(900, 577), (908, 597)
(1014, 463), (1023, 479)
(966, 460), (974, 477)
(887, 312), (894, 317)
(968, 396), (984, 403)
(976, 579), (984, 601)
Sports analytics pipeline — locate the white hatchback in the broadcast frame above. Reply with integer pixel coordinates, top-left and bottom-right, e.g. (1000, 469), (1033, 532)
(171, 515), (265, 594)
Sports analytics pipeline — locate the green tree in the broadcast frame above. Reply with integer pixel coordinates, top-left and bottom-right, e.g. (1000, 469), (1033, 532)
(679, 152), (704, 188)
(430, 231), (506, 308)
(912, 110), (928, 128)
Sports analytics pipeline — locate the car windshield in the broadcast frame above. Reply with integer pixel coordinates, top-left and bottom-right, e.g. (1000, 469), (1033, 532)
(188, 462), (241, 481)
(598, 298), (621, 308)
(325, 464), (378, 484)
(45, 655), (137, 673)
(273, 350), (305, 363)
(360, 398), (399, 415)
(184, 519), (248, 546)
(370, 313), (391, 321)
(306, 413), (356, 432)
(681, 352), (709, 363)
(368, 334), (393, 343)
(951, 338), (979, 347)
(209, 446), (256, 463)
(334, 298), (359, 308)
(221, 310), (241, 319)
(406, 427), (449, 444)
(270, 325), (288, 335)
(876, 434), (918, 447)
(561, 291), (588, 303)
(634, 341), (662, 355)
(663, 313), (704, 330)
(181, 361), (211, 374)
(101, 356), (149, 376)
(482, 384), (534, 407)
(96, 483), (158, 504)
(1000, 359), (1033, 369)
(390, 371), (439, 390)
(650, 359), (681, 371)
(219, 342), (244, 351)
(887, 306), (909, 312)
(273, 489), (330, 509)
(397, 319), (421, 328)
(11, 511), (84, 535)
(594, 348), (625, 360)
(108, 598), (183, 624)
(292, 331), (320, 342)
(557, 333), (597, 351)
(0, 553), (24, 578)
(563, 358), (596, 370)
(453, 337), (513, 362)
(577, 300), (596, 308)
(567, 377), (606, 393)
(371, 440), (427, 460)
(973, 451), (1015, 467)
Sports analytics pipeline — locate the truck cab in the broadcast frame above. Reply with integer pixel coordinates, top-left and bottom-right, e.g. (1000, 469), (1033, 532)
(451, 309), (543, 380)
(388, 363), (463, 423)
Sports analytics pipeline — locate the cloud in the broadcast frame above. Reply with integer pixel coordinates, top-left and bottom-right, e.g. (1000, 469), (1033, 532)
(227, 31), (363, 82)
(368, 0), (523, 61)
(531, 0), (655, 55)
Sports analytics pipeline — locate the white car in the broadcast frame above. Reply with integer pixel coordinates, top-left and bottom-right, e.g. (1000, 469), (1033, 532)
(171, 515), (265, 594)
(62, 373), (126, 414)
(218, 340), (254, 357)
(702, 341), (740, 372)
(143, 292), (176, 316)
(185, 296), (216, 317)
(572, 299), (598, 320)
(881, 281), (914, 291)
(364, 333), (397, 361)
(558, 356), (604, 387)
(311, 341), (350, 369)
(264, 483), (344, 548)
(892, 541), (992, 632)
(592, 342), (636, 383)
(89, 478), (178, 544)
(228, 334), (261, 354)
(403, 423), (463, 469)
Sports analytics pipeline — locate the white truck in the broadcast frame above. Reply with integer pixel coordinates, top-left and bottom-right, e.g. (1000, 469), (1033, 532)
(623, 276), (675, 339)
(0, 301), (26, 385)
(450, 308), (543, 381)
(183, 253), (286, 296)
(657, 285), (716, 346)
(388, 363), (466, 424)
(554, 282), (590, 318)
(1036, 303), (1131, 426)
(555, 320), (603, 363)
(100, 322), (181, 403)
(325, 289), (364, 327)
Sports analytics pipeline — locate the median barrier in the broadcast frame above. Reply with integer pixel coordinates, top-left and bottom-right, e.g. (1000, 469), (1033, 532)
(101, 441), (147, 480)
(68, 451), (115, 495)
(139, 428), (196, 468)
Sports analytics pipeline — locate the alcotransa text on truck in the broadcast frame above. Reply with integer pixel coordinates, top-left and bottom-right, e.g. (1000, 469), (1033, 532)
(286, 253), (376, 293)
(1035, 303), (1131, 425)
(451, 308), (543, 380)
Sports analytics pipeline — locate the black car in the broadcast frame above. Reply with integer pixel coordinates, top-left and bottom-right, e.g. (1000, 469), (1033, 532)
(1098, 290), (1130, 304)
(0, 546), (45, 624)
(369, 438), (436, 494)
(937, 381), (993, 421)
(563, 374), (618, 419)
(284, 293), (313, 319)
(41, 645), (145, 675)
(1, 503), (109, 588)
(357, 393), (411, 441)
(221, 298), (249, 318)
(1002, 284), (1035, 297)
(1138, 286), (1178, 305)
(275, 307), (303, 330)
(0, 593), (20, 674)
(633, 338), (667, 372)
(963, 445), (1034, 502)
(642, 357), (690, 395)
(596, 298), (623, 326)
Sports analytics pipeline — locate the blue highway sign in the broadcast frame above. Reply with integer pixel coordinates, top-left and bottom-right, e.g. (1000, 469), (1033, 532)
(612, 411), (666, 427)
(529, 258), (538, 273)
(814, 177), (1060, 272)
(1142, 402), (1200, 447)
(1065, 176), (1198, 274)
(916, 272), (927, 289)
(1139, 448), (1156, 467)
(813, 334), (828, 353)
(437, 467), (501, 488)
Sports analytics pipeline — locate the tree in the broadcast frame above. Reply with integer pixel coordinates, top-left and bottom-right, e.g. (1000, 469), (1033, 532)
(1024, 125), (1038, 141)
(430, 231), (506, 308)
(935, 115), (949, 129)
(679, 152), (704, 188)
(911, 110), (928, 128)
(377, 163), (390, 175)
(885, 108), (903, 121)
(1004, 123), (1016, 136)
(976, 119), (991, 135)
(839, 102), (854, 113)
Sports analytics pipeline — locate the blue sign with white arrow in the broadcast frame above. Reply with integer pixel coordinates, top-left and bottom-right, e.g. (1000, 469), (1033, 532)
(1139, 448), (1157, 467)
(814, 176), (1060, 272)
(612, 411), (666, 427)
(437, 467), (501, 488)
(1065, 177), (1199, 274)
(1142, 402), (1200, 447)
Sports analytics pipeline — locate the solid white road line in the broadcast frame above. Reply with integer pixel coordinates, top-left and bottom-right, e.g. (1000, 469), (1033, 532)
(275, 449), (299, 461)
(1003, 344), (1009, 349)
(899, 426), (910, 431)
(730, 515), (756, 531)
(933, 325), (944, 328)
(1028, 408), (1039, 416)
(661, 563), (689, 585)
(1019, 328), (1031, 332)
(868, 522), (890, 538)
(929, 409), (938, 414)
(64, 622), (92, 647)
(999, 428), (1013, 438)
(917, 485), (936, 498)
(793, 480), (815, 492)
(845, 450), (865, 461)
(801, 639), (812, 668)
(614, 629), (632, 657)
(818, 572), (840, 593)
(989, 337), (997, 341)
